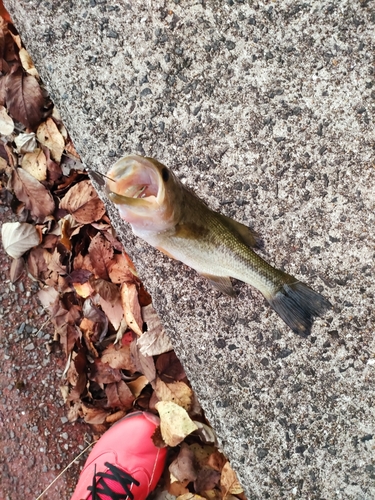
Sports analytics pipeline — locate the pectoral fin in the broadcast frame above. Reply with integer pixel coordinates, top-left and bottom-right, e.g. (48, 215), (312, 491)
(201, 273), (236, 296)
(219, 214), (261, 248)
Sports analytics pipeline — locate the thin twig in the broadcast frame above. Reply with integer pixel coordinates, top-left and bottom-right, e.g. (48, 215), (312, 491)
(35, 440), (97, 500)
(34, 317), (51, 338)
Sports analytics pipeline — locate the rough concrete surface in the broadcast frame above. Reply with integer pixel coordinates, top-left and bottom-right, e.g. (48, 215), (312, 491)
(5, 0), (374, 498)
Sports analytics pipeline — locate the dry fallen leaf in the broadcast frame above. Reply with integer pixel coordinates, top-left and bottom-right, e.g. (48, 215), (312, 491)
(121, 282), (143, 336)
(19, 47), (39, 78)
(60, 323), (81, 357)
(220, 462), (244, 497)
(99, 294), (123, 330)
(60, 179), (106, 224)
(73, 281), (94, 299)
(206, 450), (227, 472)
(105, 380), (135, 409)
(14, 131), (37, 153)
(37, 286), (59, 309)
(192, 421), (219, 446)
(92, 277), (120, 303)
(88, 232), (114, 280)
(127, 375), (149, 398)
(27, 246), (52, 281)
(156, 401), (198, 447)
(36, 117), (65, 162)
(21, 148), (47, 181)
(168, 479), (190, 496)
(11, 167), (55, 219)
(130, 339), (156, 383)
(67, 401), (82, 422)
(0, 104), (14, 135)
(81, 404), (110, 425)
(101, 343), (137, 373)
(154, 378), (193, 411)
(175, 494), (206, 500)
(156, 351), (186, 382)
(1, 221), (40, 258)
(197, 491), (221, 500)
(108, 252), (137, 284)
(189, 444), (217, 468)
(89, 358), (122, 385)
(137, 304), (173, 356)
(9, 256), (24, 282)
(106, 410), (127, 424)
(194, 467), (221, 492)
(4, 65), (45, 130)
(169, 444), (197, 483)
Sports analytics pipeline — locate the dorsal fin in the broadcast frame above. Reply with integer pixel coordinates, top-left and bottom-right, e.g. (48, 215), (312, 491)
(218, 214), (261, 248)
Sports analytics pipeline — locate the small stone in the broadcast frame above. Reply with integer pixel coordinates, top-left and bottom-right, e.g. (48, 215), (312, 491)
(295, 445), (308, 454)
(215, 338), (226, 348)
(140, 88), (152, 97)
(360, 434), (373, 442)
(61, 416), (68, 424)
(17, 323), (26, 334)
(278, 348), (293, 359)
(107, 30), (118, 39)
(257, 448), (269, 459)
(193, 105), (201, 116)
(226, 40), (236, 50)
(24, 343), (35, 351)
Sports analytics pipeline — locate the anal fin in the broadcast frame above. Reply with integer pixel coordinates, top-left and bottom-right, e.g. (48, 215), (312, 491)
(201, 273), (236, 296)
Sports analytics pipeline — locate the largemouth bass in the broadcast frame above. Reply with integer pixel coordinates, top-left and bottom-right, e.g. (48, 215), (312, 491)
(92, 155), (331, 337)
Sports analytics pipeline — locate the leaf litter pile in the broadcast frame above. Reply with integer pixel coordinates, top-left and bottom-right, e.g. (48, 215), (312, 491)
(0, 10), (246, 500)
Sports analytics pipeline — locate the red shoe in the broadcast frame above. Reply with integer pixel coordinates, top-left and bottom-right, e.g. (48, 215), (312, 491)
(71, 412), (167, 500)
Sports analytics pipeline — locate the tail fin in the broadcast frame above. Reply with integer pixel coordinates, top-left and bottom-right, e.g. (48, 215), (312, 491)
(267, 281), (331, 337)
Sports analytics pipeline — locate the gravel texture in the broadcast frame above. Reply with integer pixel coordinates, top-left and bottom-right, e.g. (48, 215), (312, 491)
(4, 1), (375, 498)
(0, 202), (90, 500)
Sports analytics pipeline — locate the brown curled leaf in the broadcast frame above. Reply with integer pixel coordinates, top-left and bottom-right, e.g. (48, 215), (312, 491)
(11, 167), (55, 219)
(60, 179), (106, 224)
(4, 66), (45, 130)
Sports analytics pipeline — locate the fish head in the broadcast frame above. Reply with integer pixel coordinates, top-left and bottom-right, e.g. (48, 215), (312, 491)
(105, 155), (180, 231)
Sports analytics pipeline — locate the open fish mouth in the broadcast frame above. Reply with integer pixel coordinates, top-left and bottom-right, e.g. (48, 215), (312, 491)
(105, 155), (163, 205)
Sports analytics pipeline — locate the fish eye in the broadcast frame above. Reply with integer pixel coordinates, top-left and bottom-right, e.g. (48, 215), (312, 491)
(161, 167), (169, 182)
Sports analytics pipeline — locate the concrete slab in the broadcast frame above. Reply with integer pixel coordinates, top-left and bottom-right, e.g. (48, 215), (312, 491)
(5, 0), (375, 497)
